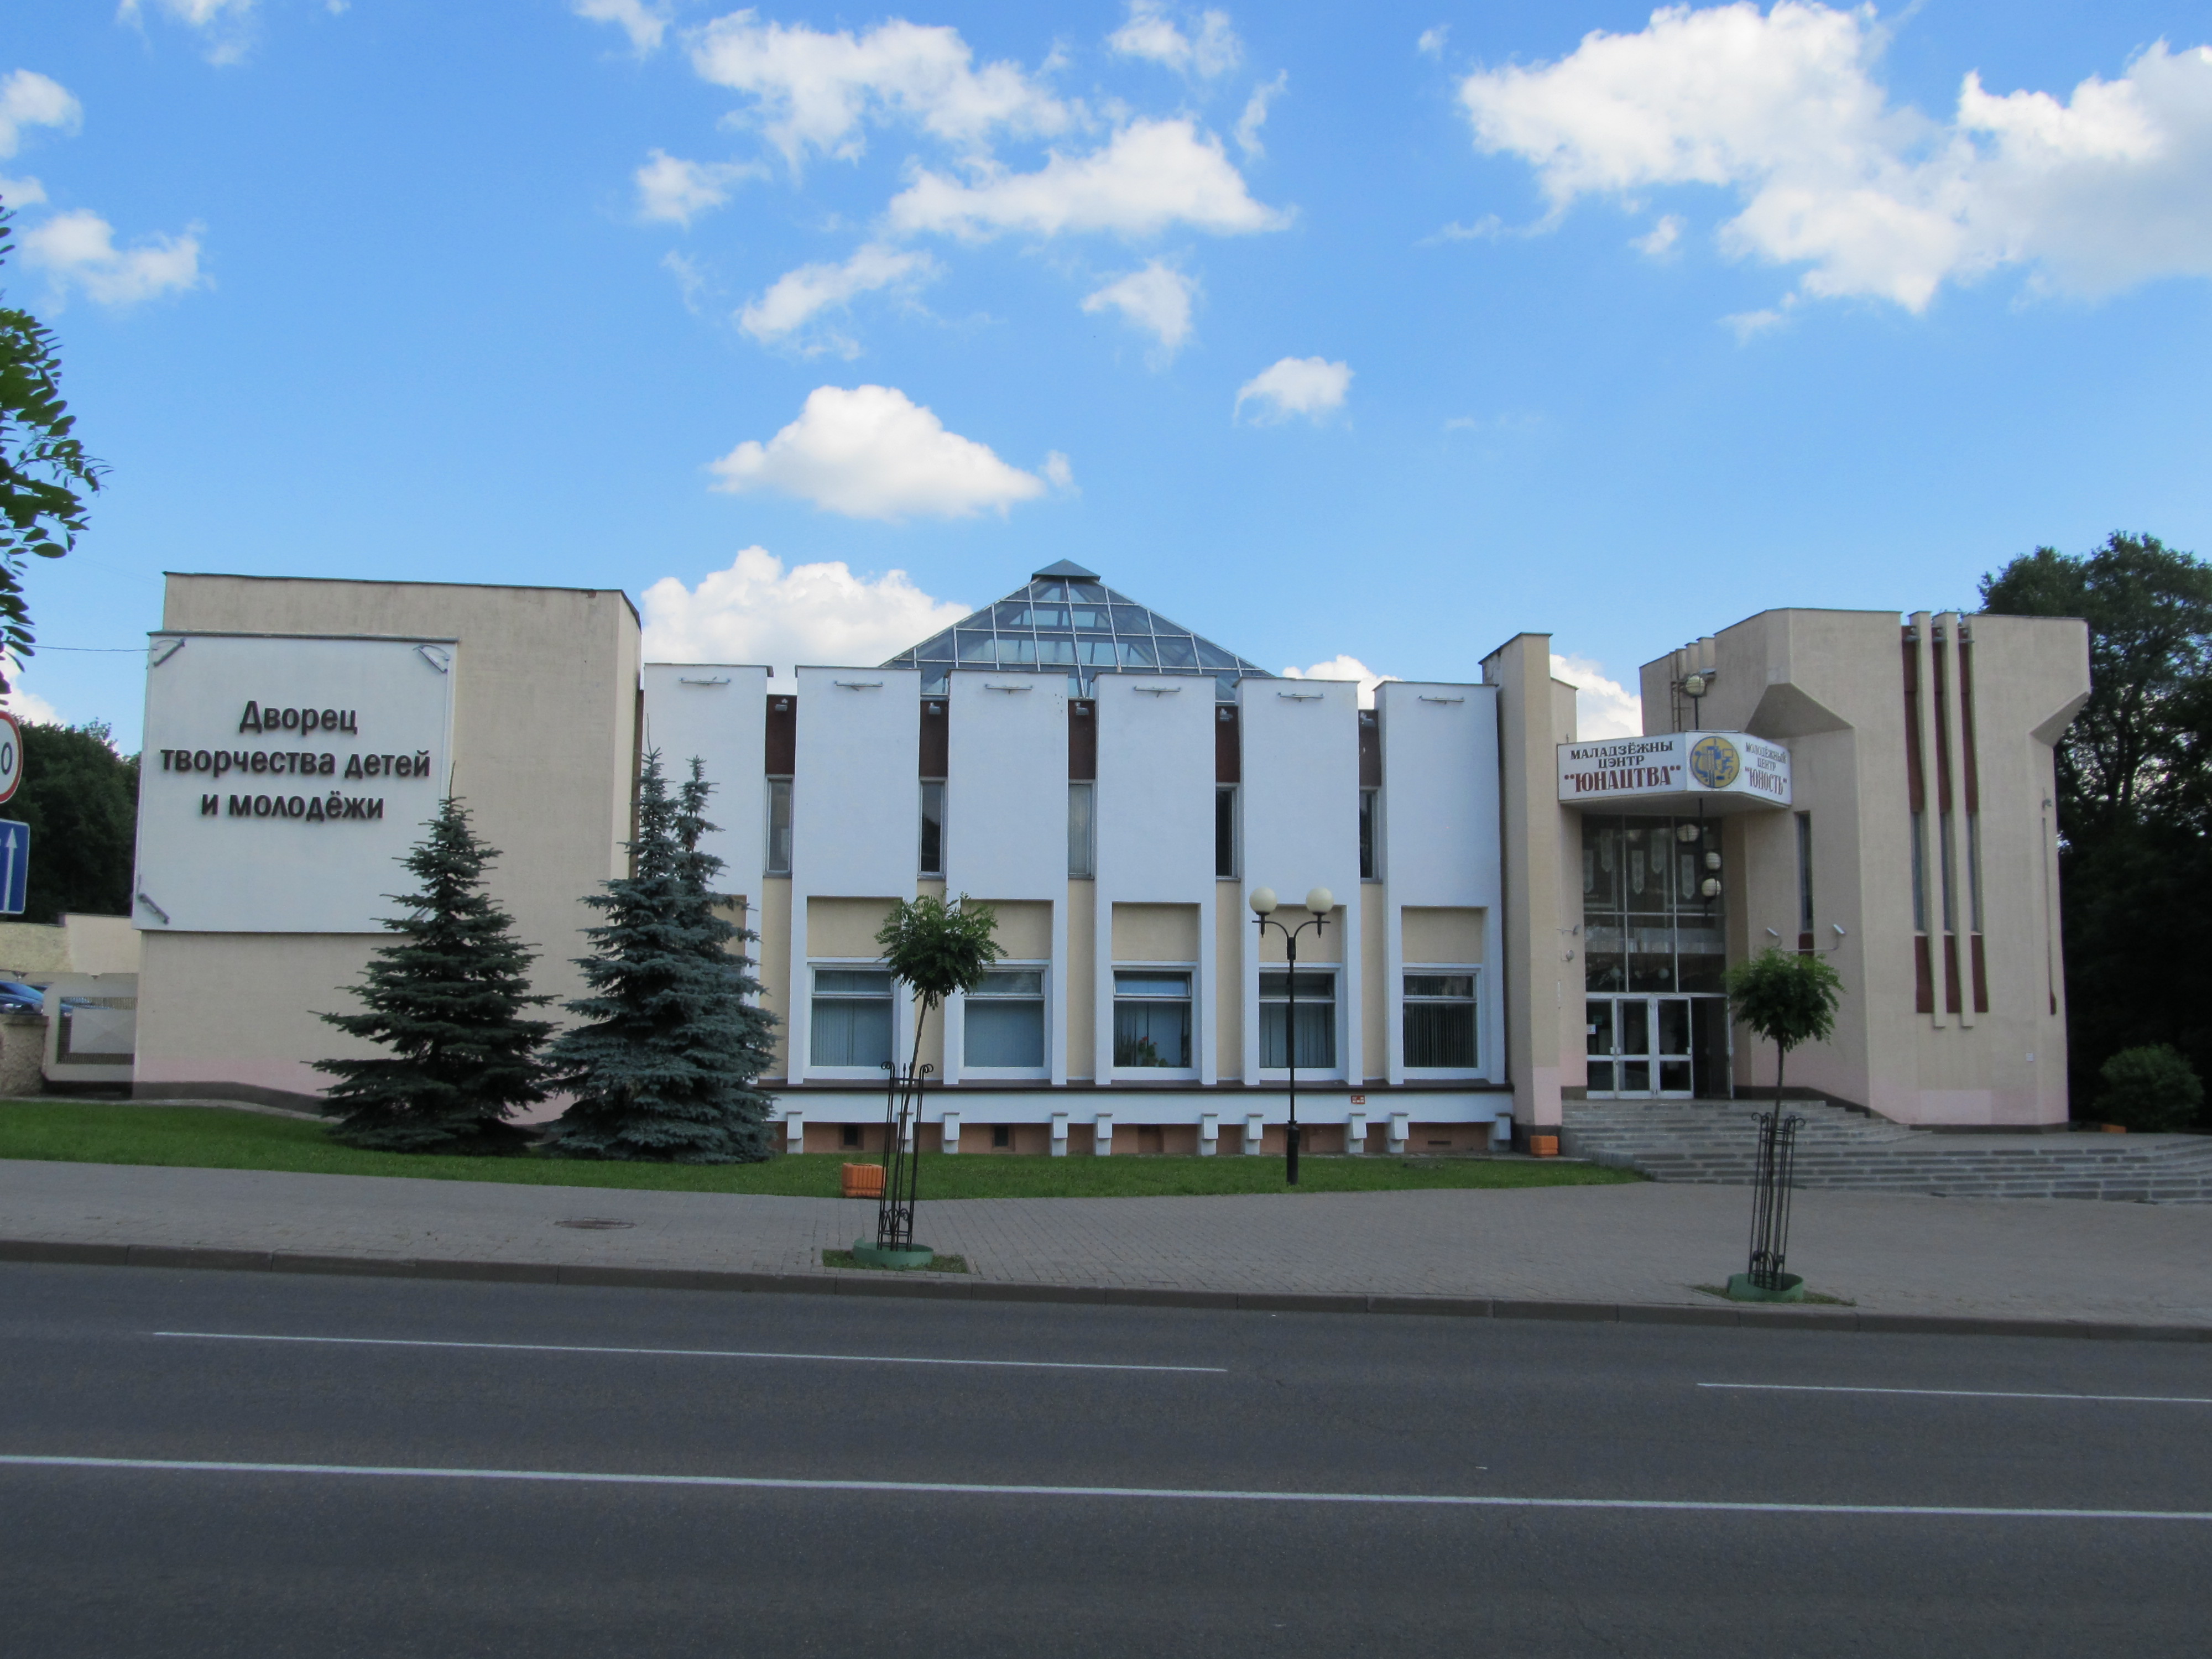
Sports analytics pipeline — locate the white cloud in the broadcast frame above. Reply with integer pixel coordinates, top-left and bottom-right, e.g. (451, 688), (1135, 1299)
(118, 0), (257, 65)
(634, 149), (762, 225)
(1109, 2), (1241, 80)
(1234, 355), (1351, 424)
(1281, 654), (1395, 709)
(20, 209), (201, 306)
(0, 656), (58, 726)
(1458, 4), (2212, 312)
(690, 12), (1071, 168)
(1417, 27), (1450, 59)
(1234, 71), (1286, 160)
(1082, 258), (1197, 358)
(641, 546), (969, 679)
(708, 384), (1059, 520)
(1633, 212), (1684, 257)
(889, 117), (1285, 239)
(0, 71), (80, 159)
(739, 243), (938, 346)
(0, 176), (46, 209)
(662, 250), (710, 311)
(1551, 653), (1642, 739)
(573, 0), (670, 55)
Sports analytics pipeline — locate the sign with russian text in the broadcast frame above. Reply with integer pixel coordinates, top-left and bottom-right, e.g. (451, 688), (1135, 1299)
(1557, 731), (1791, 808)
(134, 634), (458, 932)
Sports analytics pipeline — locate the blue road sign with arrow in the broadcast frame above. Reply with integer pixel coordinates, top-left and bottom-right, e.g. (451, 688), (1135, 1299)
(0, 820), (28, 915)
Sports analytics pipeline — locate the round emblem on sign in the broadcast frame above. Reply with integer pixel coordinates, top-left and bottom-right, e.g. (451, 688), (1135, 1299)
(1688, 734), (1740, 790)
(0, 711), (20, 806)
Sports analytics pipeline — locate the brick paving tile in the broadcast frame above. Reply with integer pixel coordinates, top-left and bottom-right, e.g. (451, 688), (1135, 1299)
(2, 1159), (2210, 1326)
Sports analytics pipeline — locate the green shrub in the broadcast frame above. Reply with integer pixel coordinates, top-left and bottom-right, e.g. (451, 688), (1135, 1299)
(2094, 1045), (2204, 1133)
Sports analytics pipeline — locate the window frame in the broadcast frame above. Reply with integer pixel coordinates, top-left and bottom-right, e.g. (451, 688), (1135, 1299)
(1359, 786), (1382, 881)
(806, 960), (899, 1079)
(1401, 963), (1482, 1078)
(1110, 963), (1199, 1081)
(919, 779), (946, 878)
(1214, 784), (1239, 879)
(959, 961), (1051, 1080)
(765, 776), (793, 877)
(1256, 963), (1344, 1081)
(1067, 780), (1096, 879)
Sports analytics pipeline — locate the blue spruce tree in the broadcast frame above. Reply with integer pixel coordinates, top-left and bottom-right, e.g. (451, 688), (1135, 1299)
(315, 797), (553, 1153)
(543, 752), (779, 1162)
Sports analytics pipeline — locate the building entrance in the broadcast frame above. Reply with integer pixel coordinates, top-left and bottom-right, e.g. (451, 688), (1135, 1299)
(1586, 994), (1731, 1099)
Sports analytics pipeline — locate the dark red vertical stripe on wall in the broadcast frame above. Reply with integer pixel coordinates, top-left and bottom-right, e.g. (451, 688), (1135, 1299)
(1932, 636), (1953, 815)
(1959, 640), (1980, 813)
(1215, 706), (1241, 784)
(919, 698), (948, 777)
(1069, 700), (1096, 780)
(1914, 935), (1934, 1015)
(764, 696), (796, 774)
(1971, 935), (1989, 1014)
(1943, 933), (1963, 1014)
(1902, 638), (1923, 812)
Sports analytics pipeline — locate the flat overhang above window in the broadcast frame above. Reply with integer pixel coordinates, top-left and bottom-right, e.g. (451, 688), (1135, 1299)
(1557, 731), (1792, 812)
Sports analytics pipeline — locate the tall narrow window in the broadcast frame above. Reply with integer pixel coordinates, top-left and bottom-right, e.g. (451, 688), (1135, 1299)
(1359, 788), (1381, 880)
(1113, 971), (1191, 1068)
(1215, 785), (1238, 879)
(964, 969), (1045, 1069)
(1260, 969), (1337, 1070)
(1403, 972), (1477, 1068)
(1068, 781), (1095, 878)
(811, 969), (893, 1067)
(919, 781), (945, 877)
(1938, 821), (1957, 933)
(1795, 812), (1814, 937)
(766, 778), (792, 876)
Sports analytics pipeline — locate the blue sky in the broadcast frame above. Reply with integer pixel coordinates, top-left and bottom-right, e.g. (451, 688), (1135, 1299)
(8, 0), (2212, 749)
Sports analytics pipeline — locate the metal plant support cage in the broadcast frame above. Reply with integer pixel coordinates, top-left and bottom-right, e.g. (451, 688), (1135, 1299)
(874, 1059), (933, 1253)
(1745, 1109), (1803, 1290)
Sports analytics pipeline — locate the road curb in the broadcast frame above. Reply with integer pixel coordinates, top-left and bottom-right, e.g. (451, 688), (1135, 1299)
(2, 1237), (2205, 1343)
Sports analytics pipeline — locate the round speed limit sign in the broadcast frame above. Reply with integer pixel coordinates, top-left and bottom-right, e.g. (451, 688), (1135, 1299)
(0, 712), (20, 805)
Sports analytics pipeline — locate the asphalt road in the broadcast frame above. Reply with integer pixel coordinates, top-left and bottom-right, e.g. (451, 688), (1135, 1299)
(4, 1263), (2211, 1656)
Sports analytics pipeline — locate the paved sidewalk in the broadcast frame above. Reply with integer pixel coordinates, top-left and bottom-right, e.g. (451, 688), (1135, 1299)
(5, 1157), (2212, 1328)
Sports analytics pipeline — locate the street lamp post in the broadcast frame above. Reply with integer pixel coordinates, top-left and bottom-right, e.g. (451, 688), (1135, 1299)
(1249, 885), (1334, 1187)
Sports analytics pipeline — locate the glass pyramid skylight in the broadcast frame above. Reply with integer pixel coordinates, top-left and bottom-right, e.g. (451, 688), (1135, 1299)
(883, 560), (1270, 700)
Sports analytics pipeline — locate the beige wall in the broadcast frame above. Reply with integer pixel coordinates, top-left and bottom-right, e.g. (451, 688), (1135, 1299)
(1638, 606), (2088, 1125)
(1111, 902), (1199, 961)
(138, 575), (640, 1105)
(1402, 906), (1484, 964)
(1066, 880), (1095, 1078)
(757, 877), (792, 1078)
(1361, 884), (1386, 1085)
(1484, 633), (1580, 1129)
(1214, 880), (1243, 1082)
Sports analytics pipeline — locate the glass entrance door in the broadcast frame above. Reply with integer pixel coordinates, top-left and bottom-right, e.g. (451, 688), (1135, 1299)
(1587, 995), (1699, 1099)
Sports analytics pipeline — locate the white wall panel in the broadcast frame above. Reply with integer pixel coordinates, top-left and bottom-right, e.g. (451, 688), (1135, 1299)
(1093, 677), (1217, 1083)
(1238, 678), (1363, 1082)
(787, 666), (921, 1081)
(1378, 680), (1504, 1083)
(943, 669), (1071, 1082)
(642, 664), (766, 893)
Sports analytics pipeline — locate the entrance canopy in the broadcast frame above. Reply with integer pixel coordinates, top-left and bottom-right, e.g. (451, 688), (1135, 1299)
(1558, 731), (1792, 814)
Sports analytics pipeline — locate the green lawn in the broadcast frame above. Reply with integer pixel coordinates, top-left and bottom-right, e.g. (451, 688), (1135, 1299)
(0, 1103), (1640, 1198)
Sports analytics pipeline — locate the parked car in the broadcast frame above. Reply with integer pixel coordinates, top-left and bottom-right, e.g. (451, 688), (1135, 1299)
(0, 980), (45, 1014)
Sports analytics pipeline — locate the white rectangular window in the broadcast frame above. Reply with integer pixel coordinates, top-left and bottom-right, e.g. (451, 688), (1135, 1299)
(1113, 971), (1191, 1068)
(919, 780), (945, 877)
(1403, 971), (1477, 1069)
(1260, 969), (1336, 1071)
(1068, 781), (1095, 878)
(964, 968), (1045, 1070)
(810, 968), (893, 1068)
(766, 778), (792, 876)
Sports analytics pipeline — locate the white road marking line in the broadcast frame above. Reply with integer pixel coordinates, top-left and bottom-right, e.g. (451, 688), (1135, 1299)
(152, 1331), (1226, 1375)
(1700, 1383), (2212, 1406)
(2, 1454), (2208, 1521)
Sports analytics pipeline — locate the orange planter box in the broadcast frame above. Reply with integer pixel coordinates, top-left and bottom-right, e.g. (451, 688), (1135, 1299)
(841, 1164), (886, 1198)
(1529, 1135), (1559, 1158)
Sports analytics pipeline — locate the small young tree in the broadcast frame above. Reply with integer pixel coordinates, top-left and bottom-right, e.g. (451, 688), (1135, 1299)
(315, 797), (552, 1152)
(1722, 947), (1844, 1103)
(544, 753), (778, 1163)
(864, 895), (1003, 1255)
